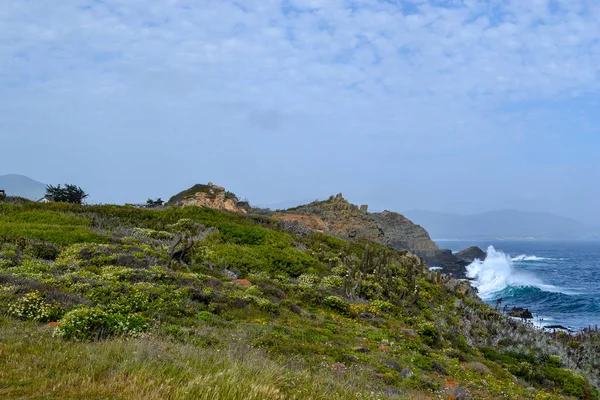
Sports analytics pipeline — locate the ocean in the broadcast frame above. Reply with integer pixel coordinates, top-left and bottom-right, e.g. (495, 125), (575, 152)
(435, 240), (600, 331)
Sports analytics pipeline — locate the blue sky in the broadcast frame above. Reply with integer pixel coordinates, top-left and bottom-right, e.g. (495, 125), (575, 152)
(1, 0), (599, 223)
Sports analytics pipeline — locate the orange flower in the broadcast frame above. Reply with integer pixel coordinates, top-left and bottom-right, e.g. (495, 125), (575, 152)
(48, 322), (58, 327)
(232, 279), (252, 287)
(378, 345), (389, 352)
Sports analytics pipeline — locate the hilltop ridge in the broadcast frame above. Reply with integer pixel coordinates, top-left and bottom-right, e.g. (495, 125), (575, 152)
(166, 186), (481, 278)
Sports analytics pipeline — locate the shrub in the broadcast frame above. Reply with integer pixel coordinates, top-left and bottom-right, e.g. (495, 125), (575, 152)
(132, 227), (173, 240)
(54, 307), (115, 340)
(54, 307), (149, 340)
(412, 354), (434, 372)
(297, 274), (319, 287)
(322, 296), (349, 313)
(8, 291), (62, 322)
(370, 300), (394, 312)
(331, 265), (347, 277)
(418, 322), (440, 347)
(24, 240), (60, 260)
(320, 275), (344, 289)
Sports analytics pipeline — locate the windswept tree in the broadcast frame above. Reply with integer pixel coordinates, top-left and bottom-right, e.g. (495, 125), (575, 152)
(146, 198), (164, 208)
(45, 184), (89, 205)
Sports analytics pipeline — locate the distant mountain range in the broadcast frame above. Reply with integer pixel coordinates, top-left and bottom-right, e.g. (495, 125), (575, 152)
(403, 209), (599, 240)
(0, 174), (46, 200)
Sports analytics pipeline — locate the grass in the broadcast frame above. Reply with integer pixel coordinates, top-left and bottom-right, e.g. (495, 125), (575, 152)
(0, 317), (414, 400)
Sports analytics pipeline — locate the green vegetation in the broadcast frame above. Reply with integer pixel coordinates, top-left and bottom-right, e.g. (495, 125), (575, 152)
(0, 200), (599, 399)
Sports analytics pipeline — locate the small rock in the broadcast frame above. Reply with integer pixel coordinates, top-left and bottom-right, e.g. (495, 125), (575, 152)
(344, 354), (360, 363)
(399, 367), (413, 378)
(374, 372), (385, 379)
(383, 360), (402, 372)
(448, 385), (471, 400)
(399, 328), (417, 337)
(381, 388), (402, 397)
(432, 360), (448, 374)
(331, 362), (347, 372)
(351, 346), (369, 353)
(222, 268), (238, 280)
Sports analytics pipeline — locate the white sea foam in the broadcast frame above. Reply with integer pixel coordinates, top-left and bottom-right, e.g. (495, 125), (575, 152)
(429, 266), (443, 270)
(512, 254), (551, 262)
(466, 246), (561, 300)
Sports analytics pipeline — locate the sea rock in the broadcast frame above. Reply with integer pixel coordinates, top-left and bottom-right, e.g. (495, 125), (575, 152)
(508, 307), (533, 319)
(455, 246), (487, 263)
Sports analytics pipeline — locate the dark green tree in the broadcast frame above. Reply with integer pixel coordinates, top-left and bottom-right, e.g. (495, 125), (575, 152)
(146, 198), (164, 207)
(45, 184), (89, 205)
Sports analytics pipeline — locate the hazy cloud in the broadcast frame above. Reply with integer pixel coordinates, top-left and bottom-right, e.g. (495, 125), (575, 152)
(1, 0), (599, 222)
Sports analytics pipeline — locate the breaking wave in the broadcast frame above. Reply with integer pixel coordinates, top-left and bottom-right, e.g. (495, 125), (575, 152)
(466, 246), (562, 300)
(512, 254), (551, 262)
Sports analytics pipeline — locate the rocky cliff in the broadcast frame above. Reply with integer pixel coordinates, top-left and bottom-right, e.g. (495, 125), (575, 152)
(275, 194), (476, 277)
(167, 183), (250, 214)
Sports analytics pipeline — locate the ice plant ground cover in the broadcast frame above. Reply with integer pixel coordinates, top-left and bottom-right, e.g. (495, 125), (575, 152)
(0, 200), (599, 399)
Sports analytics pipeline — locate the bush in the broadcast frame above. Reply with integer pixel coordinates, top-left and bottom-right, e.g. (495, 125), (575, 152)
(320, 275), (344, 289)
(54, 307), (149, 341)
(330, 265), (347, 277)
(297, 274), (320, 287)
(370, 300), (394, 312)
(8, 291), (62, 322)
(24, 240), (60, 260)
(418, 322), (440, 347)
(322, 296), (349, 313)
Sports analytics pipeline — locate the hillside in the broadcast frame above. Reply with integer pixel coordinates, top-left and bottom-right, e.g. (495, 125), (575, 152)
(0, 174), (46, 200)
(403, 210), (599, 240)
(0, 198), (599, 399)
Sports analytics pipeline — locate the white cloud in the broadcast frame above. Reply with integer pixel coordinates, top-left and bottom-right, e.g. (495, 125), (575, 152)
(1, 0), (599, 219)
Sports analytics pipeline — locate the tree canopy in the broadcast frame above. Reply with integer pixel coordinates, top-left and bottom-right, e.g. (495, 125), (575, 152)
(45, 184), (89, 205)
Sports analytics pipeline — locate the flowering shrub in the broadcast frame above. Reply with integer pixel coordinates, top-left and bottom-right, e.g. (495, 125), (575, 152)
(370, 300), (394, 312)
(54, 307), (149, 340)
(132, 227), (174, 240)
(322, 296), (349, 313)
(349, 303), (378, 316)
(331, 265), (347, 277)
(297, 274), (319, 287)
(320, 275), (344, 289)
(8, 291), (62, 322)
(244, 295), (277, 312)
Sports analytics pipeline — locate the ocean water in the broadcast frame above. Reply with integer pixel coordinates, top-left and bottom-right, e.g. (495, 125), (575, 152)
(435, 240), (600, 331)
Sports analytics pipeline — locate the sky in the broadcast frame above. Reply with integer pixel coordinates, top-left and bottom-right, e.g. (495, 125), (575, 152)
(1, 0), (600, 224)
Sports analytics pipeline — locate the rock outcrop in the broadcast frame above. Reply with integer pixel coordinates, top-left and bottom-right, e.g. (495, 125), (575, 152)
(168, 187), (482, 278)
(167, 183), (249, 214)
(275, 194), (478, 277)
(455, 246), (487, 264)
